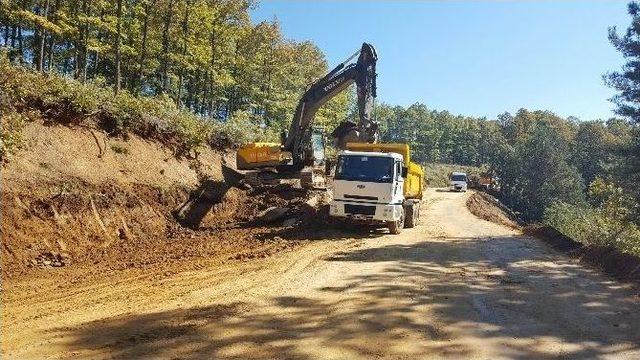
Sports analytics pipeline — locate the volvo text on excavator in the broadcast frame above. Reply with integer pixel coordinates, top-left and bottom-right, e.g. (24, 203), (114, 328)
(236, 42), (379, 188)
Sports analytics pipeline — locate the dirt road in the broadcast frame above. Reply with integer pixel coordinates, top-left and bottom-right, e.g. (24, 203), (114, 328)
(3, 190), (640, 359)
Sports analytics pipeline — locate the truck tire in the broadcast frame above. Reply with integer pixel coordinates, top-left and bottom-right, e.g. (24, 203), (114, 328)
(405, 202), (422, 228)
(387, 209), (404, 234)
(404, 203), (415, 228)
(412, 204), (420, 226)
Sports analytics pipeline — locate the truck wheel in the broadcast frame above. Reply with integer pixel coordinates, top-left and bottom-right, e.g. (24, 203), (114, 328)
(405, 202), (421, 228)
(404, 203), (416, 228)
(387, 209), (404, 234)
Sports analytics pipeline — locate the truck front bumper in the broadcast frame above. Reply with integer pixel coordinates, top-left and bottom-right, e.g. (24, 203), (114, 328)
(329, 200), (403, 223)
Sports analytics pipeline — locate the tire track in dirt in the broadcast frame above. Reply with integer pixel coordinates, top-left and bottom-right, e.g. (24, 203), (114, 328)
(3, 190), (640, 359)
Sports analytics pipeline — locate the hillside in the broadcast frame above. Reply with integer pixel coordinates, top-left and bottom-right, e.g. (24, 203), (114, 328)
(1, 116), (334, 285)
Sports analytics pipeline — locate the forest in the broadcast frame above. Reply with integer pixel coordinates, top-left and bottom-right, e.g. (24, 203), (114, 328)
(1, 0), (639, 256)
(0, 0), (351, 130)
(377, 103), (639, 256)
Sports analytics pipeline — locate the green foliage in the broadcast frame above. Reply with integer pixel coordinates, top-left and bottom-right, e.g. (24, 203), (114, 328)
(0, 110), (26, 162)
(208, 110), (274, 150)
(110, 143), (129, 155)
(605, 1), (640, 122)
(0, 0), (350, 134)
(0, 56), (26, 161)
(377, 103), (487, 165)
(545, 179), (640, 256)
(0, 54), (256, 155)
(606, 1), (640, 212)
(376, 102), (635, 226)
(500, 113), (585, 220)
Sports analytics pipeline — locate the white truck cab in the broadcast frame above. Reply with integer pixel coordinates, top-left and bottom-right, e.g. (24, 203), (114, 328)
(449, 172), (468, 192)
(329, 150), (421, 234)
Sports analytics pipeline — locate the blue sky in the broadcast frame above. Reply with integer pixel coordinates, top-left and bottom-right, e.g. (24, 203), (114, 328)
(251, 1), (630, 121)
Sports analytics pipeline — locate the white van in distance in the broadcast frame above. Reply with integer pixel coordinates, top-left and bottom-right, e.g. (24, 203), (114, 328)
(449, 172), (468, 192)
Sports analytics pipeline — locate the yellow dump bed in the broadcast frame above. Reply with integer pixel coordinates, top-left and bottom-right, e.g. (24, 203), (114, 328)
(346, 143), (424, 199)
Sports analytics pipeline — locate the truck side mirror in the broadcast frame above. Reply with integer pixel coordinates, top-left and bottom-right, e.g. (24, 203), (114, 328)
(401, 167), (408, 178)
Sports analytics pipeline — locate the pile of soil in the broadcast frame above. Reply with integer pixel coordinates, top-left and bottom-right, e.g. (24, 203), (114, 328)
(465, 192), (522, 229)
(1, 121), (329, 284)
(2, 176), (329, 280)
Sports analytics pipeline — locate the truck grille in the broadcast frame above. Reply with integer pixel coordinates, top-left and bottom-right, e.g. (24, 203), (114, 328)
(344, 194), (379, 201)
(344, 204), (376, 216)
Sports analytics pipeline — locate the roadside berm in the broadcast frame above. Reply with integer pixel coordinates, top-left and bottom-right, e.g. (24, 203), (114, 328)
(1, 120), (330, 286)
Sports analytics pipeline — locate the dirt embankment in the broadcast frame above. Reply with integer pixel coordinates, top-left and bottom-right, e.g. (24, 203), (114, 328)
(1, 121), (328, 283)
(465, 191), (640, 284)
(465, 191), (522, 229)
(524, 225), (640, 283)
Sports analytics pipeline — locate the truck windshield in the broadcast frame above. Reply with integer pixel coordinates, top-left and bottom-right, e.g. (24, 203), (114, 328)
(335, 155), (394, 183)
(451, 175), (467, 182)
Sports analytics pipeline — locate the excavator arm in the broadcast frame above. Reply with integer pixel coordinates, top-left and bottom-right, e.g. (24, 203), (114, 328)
(283, 43), (378, 169)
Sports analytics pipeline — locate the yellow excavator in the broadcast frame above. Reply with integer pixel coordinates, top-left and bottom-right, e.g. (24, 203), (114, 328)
(236, 43), (379, 188)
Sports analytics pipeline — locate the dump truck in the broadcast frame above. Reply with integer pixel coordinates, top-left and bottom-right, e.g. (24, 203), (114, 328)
(329, 143), (424, 234)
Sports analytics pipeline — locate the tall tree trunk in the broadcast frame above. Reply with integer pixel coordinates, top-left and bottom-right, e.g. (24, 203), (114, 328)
(47, 0), (60, 72)
(209, 26), (216, 116)
(75, 0), (89, 81)
(10, 26), (16, 48)
(176, 0), (190, 106)
(37, 0), (51, 72)
(160, 0), (174, 94)
(47, 34), (54, 72)
(134, 0), (151, 94)
(93, 8), (105, 81)
(17, 26), (23, 63)
(203, 71), (212, 117)
(114, 0), (122, 95)
(192, 75), (199, 113)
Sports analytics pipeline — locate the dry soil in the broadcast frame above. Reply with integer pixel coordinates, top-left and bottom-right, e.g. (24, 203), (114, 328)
(3, 189), (639, 359)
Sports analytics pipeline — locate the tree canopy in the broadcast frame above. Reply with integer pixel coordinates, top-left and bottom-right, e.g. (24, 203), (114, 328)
(0, 0), (352, 130)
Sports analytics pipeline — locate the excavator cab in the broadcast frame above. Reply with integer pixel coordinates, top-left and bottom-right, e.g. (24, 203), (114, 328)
(309, 127), (326, 167)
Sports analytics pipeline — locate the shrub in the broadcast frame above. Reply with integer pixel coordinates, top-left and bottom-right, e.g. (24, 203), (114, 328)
(0, 53), (256, 157)
(110, 144), (129, 155)
(0, 110), (26, 162)
(544, 179), (640, 256)
(0, 65), (26, 162)
(209, 110), (272, 150)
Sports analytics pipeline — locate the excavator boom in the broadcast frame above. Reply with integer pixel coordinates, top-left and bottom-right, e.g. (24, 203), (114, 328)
(284, 43), (378, 169)
(236, 42), (379, 186)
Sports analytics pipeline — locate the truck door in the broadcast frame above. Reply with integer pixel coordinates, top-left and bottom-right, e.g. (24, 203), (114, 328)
(394, 160), (404, 200)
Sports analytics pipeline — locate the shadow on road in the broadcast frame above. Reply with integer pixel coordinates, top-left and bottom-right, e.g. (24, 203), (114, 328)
(51, 236), (640, 359)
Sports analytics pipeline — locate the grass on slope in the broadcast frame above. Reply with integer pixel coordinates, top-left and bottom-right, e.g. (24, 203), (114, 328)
(0, 53), (265, 162)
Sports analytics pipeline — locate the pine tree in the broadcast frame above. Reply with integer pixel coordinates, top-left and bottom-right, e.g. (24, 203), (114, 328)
(606, 1), (640, 219)
(606, 2), (640, 122)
